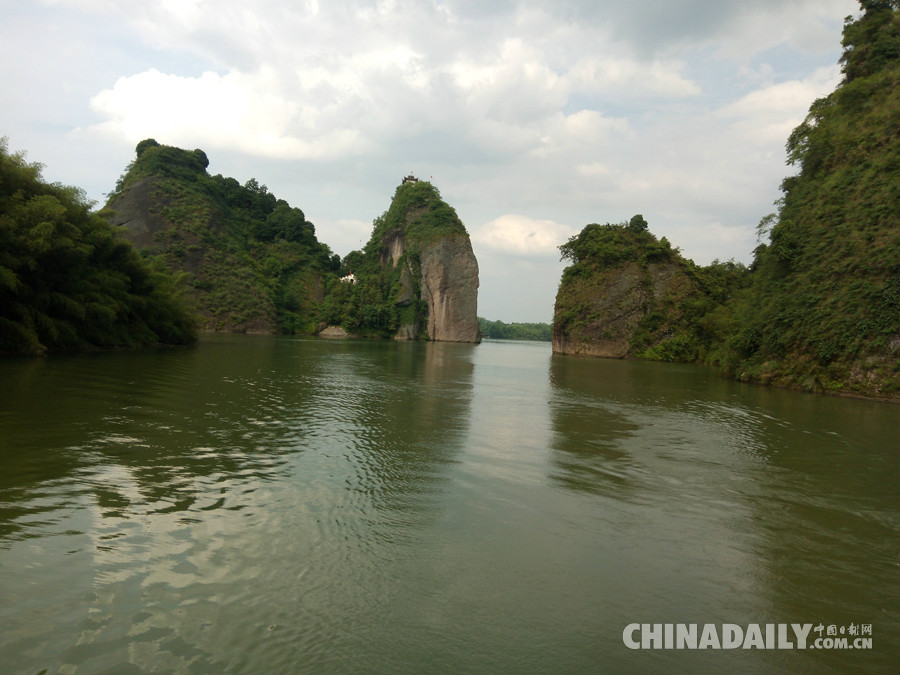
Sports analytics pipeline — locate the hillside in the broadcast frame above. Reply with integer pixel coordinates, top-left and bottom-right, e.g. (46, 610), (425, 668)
(0, 139), (196, 355)
(552, 1), (899, 400)
(320, 178), (480, 342)
(478, 318), (551, 341)
(553, 216), (746, 360)
(709, 0), (900, 397)
(105, 139), (339, 333)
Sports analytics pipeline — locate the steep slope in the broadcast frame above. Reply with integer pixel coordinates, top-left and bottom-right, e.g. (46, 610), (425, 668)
(322, 178), (480, 342)
(553, 218), (745, 360)
(105, 140), (339, 333)
(713, 1), (900, 397)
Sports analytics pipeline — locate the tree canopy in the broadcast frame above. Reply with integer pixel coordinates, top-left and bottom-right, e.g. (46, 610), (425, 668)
(0, 138), (197, 355)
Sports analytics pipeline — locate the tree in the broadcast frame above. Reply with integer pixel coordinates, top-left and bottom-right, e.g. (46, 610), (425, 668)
(628, 214), (649, 233)
(0, 138), (196, 354)
(840, 0), (900, 82)
(135, 138), (160, 157)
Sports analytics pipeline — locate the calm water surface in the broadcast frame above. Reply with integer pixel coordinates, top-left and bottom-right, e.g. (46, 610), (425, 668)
(0, 335), (897, 674)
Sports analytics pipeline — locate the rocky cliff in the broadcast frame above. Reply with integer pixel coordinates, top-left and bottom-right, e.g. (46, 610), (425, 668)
(419, 235), (481, 342)
(552, 219), (737, 363)
(104, 140), (337, 334)
(333, 179), (480, 342)
(553, 259), (696, 358)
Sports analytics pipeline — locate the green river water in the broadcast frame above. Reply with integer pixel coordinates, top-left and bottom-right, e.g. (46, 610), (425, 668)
(0, 335), (897, 674)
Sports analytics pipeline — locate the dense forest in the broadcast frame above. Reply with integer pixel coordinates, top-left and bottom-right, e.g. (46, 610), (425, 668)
(555, 1), (900, 398)
(713, 0), (900, 395)
(0, 139), (197, 355)
(478, 318), (552, 341)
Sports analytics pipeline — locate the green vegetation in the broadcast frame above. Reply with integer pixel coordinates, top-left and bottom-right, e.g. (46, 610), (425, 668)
(556, 219), (748, 361)
(107, 140), (340, 333)
(478, 318), (552, 341)
(709, 0), (900, 396)
(368, 179), (468, 245)
(322, 179), (469, 338)
(0, 138), (196, 355)
(554, 2), (900, 398)
(558, 216), (677, 271)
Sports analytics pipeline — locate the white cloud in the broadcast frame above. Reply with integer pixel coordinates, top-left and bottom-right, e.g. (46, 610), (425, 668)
(473, 215), (577, 257)
(82, 67), (371, 160)
(715, 65), (842, 143)
(568, 55), (701, 98)
(3, 0), (861, 321)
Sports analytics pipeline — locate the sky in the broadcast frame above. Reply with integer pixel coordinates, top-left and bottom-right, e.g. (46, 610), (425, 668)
(1, 0), (860, 322)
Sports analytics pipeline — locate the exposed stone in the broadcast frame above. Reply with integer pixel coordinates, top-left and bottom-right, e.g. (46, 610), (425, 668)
(553, 261), (695, 358)
(419, 235), (480, 343)
(318, 325), (350, 338)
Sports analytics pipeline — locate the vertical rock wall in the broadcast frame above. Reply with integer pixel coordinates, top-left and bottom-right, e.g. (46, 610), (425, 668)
(419, 235), (480, 343)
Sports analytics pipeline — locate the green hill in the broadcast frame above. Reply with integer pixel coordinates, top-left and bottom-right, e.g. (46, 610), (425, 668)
(320, 178), (480, 342)
(105, 139), (340, 333)
(710, 0), (900, 397)
(553, 1), (900, 400)
(478, 318), (552, 341)
(553, 216), (747, 360)
(0, 139), (196, 355)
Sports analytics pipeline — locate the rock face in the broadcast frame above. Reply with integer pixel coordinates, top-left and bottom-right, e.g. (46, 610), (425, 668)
(419, 235), (481, 343)
(364, 180), (480, 343)
(553, 254), (698, 359)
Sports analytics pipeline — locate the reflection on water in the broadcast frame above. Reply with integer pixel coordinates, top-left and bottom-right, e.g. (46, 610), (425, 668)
(547, 354), (900, 675)
(0, 336), (897, 675)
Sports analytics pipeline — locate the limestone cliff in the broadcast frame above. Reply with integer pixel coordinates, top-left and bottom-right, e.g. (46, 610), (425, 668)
(553, 221), (718, 361)
(339, 179), (480, 342)
(553, 259), (697, 358)
(419, 235), (481, 342)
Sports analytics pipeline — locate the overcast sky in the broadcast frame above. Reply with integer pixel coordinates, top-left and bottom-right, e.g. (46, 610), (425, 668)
(1, 0), (859, 322)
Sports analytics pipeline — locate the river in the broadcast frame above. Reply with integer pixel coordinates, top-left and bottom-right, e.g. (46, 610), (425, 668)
(0, 335), (897, 674)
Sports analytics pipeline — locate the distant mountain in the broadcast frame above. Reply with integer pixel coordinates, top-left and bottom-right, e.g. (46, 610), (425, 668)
(552, 2), (900, 400)
(478, 318), (551, 341)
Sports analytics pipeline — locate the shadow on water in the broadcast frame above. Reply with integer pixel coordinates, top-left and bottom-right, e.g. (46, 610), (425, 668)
(0, 335), (477, 536)
(304, 339), (474, 507)
(0, 337), (302, 539)
(719, 385), (900, 675)
(546, 359), (640, 497)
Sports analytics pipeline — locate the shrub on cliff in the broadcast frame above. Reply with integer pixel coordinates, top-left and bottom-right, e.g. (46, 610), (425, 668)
(107, 140), (340, 334)
(713, 1), (900, 396)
